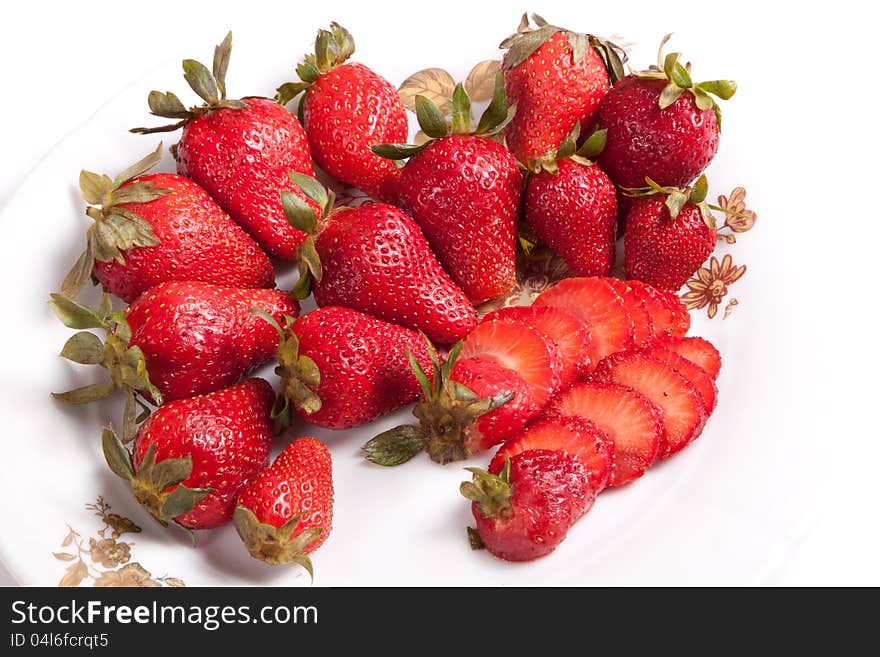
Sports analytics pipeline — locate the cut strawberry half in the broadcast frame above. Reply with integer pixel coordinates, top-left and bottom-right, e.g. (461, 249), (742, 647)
(482, 305), (592, 384)
(489, 416), (613, 497)
(654, 288), (690, 337)
(659, 336), (722, 380)
(624, 279), (690, 337)
(548, 382), (663, 486)
(606, 278), (655, 348)
(460, 319), (562, 406)
(644, 345), (717, 414)
(533, 277), (633, 366)
(595, 352), (707, 459)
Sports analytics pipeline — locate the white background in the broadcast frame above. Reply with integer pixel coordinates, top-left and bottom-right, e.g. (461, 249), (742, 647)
(0, 0), (876, 585)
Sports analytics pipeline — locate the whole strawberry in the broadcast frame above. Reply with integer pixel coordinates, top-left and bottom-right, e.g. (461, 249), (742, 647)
(524, 127), (617, 277)
(267, 306), (434, 430)
(132, 33), (316, 259)
(282, 174), (476, 344)
(623, 176), (718, 291)
(500, 13), (624, 168)
(596, 35), (737, 188)
(235, 437), (333, 574)
(62, 144), (274, 302)
(276, 23), (407, 203)
(462, 449), (593, 561)
(101, 378), (275, 531)
(375, 76), (522, 304)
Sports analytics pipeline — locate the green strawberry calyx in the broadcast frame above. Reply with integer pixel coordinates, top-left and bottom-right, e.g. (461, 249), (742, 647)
(102, 425), (213, 539)
(49, 293), (162, 443)
(62, 143), (168, 300)
(130, 32), (248, 138)
(621, 175), (726, 229)
(526, 122), (608, 174)
(361, 338), (515, 466)
(233, 505), (323, 577)
(371, 72), (516, 161)
(500, 13), (627, 84)
(275, 22), (356, 118)
(460, 457), (514, 519)
(250, 309), (321, 431)
(631, 34), (737, 129)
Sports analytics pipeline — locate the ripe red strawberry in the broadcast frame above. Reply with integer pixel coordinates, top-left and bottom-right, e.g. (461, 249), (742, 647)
(132, 33), (316, 259)
(625, 279), (690, 338)
(277, 23), (407, 203)
(234, 437), (333, 573)
(62, 145), (274, 303)
(623, 177), (718, 291)
(659, 336), (721, 380)
(533, 277), (633, 366)
(462, 449), (593, 561)
(644, 344), (718, 414)
(283, 174), (476, 344)
(524, 129), (618, 278)
(605, 278), (655, 348)
(500, 14), (625, 167)
(595, 352), (706, 459)
(482, 304), (592, 384)
(460, 319), (563, 407)
(549, 382), (663, 486)
(101, 378), (275, 531)
(269, 306), (434, 430)
(596, 35), (737, 188)
(490, 416), (613, 496)
(376, 76), (522, 304)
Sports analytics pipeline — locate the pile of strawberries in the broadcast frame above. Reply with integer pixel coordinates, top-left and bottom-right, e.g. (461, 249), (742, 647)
(50, 14), (739, 574)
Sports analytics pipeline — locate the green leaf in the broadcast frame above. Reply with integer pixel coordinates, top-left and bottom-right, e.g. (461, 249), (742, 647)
(690, 175), (709, 204)
(59, 331), (105, 364)
(691, 86), (715, 111)
(314, 29), (332, 72)
(79, 170), (113, 205)
(249, 307), (284, 337)
(556, 123), (580, 160)
(296, 60), (320, 84)
(441, 341), (463, 381)
(122, 390), (139, 444)
(370, 143), (428, 160)
(467, 526), (484, 550)
(659, 82), (685, 110)
(182, 58), (219, 105)
(297, 237), (323, 283)
(102, 426), (134, 480)
(109, 181), (169, 206)
(414, 95), (448, 139)
(475, 72), (510, 135)
(162, 484), (213, 521)
(290, 554), (315, 582)
(212, 32), (233, 99)
(501, 25), (559, 69)
(113, 143), (165, 188)
(451, 381), (478, 403)
(406, 348), (433, 399)
(449, 84), (471, 135)
(578, 128), (607, 159)
(150, 455), (193, 489)
(281, 191), (319, 233)
(663, 52), (692, 89)
(362, 425), (427, 466)
(664, 189), (689, 219)
(566, 31), (590, 63)
(276, 81), (311, 106)
(146, 91), (190, 119)
(697, 79), (737, 100)
(52, 383), (116, 405)
(288, 173), (328, 209)
(49, 293), (106, 329)
(61, 242), (95, 299)
(289, 269), (312, 300)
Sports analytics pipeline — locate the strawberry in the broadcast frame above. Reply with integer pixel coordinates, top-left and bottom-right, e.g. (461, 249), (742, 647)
(482, 304), (592, 384)
(490, 416), (614, 496)
(282, 174), (476, 344)
(658, 336), (721, 380)
(605, 278), (655, 348)
(50, 285), (296, 441)
(595, 352), (706, 459)
(132, 33), (316, 259)
(623, 176), (718, 291)
(524, 127), (618, 277)
(268, 306), (434, 430)
(462, 449), (593, 561)
(625, 279), (690, 338)
(277, 23), (407, 203)
(500, 13), (624, 167)
(533, 277), (633, 366)
(375, 76), (522, 304)
(644, 344), (718, 414)
(101, 378), (275, 531)
(363, 342), (535, 466)
(596, 35), (737, 188)
(234, 437), (333, 573)
(62, 145), (274, 303)
(549, 382), (663, 487)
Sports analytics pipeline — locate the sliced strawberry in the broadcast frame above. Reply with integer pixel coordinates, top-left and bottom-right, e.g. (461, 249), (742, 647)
(460, 319), (562, 406)
(482, 305), (592, 384)
(644, 345), (717, 414)
(625, 279), (677, 336)
(606, 278), (655, 348)
(659, 336), (722, 380)
(595, 352), (706, 459)
(654, 287), (691, 337)
(533, 277), (633, 366)
(489, 416), (613, 496)
(548, 382), (663, 486)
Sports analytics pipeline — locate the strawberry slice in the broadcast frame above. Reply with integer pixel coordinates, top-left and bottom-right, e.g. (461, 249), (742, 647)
(460, 319), (562, 406)
(624, 279), (689, 337)
(595, 352), (707, 459)
(533, 277), (633, 366)
(644, 345), (717, 414)
(482, 305), (592, 384)
(659, 336), (722, 379)
(548, 382), (663, 486)
(654, 288), (691, 337)
(489, 416), (613, 496)
(606, 278), (655, 347)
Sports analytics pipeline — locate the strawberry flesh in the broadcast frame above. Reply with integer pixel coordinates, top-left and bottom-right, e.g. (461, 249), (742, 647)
(644, 345), (718, 414)
(657, 336), (722, 380)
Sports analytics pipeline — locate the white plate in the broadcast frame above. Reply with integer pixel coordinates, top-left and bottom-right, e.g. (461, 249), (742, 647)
(0, 23), (821, 587)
